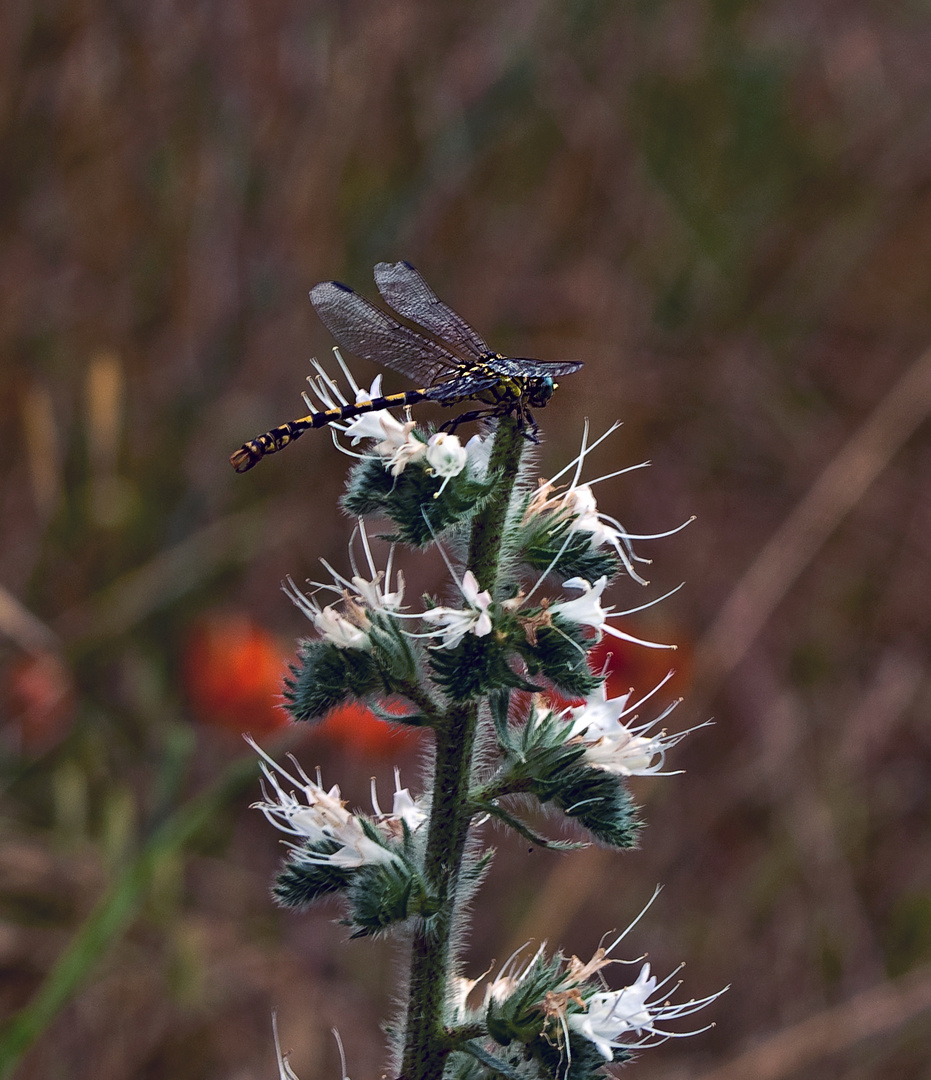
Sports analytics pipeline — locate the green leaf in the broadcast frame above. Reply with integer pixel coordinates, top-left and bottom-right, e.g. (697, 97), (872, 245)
(428, 633), (537, 701)
(342, 453), (497, 547)
(459, 1041), (527, 1080)
(347, 858), (421, 936)
(513, 620), (600, 699)
(283, 639), (383, 722)
(550, 765), (641, 848)
(273, 843), (354, 909)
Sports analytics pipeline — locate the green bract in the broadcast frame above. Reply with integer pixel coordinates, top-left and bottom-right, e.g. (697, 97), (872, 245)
(342, 444), (497, 547)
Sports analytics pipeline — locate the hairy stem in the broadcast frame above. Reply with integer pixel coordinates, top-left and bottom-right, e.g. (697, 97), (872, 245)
(398, 419), (525, 1080)
(468, 417), (525, 597)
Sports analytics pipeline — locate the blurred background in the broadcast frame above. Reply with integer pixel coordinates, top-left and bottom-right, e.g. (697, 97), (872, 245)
(2, 1), (931, 1078)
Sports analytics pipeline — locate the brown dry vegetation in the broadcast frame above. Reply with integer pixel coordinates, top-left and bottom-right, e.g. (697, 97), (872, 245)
(1, 2), (930, 1078)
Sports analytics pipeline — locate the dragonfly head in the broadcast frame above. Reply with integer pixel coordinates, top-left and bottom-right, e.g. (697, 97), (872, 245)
(527, 376), (557, 407)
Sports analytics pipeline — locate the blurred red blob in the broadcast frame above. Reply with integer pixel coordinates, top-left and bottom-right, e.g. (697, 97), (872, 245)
(182, 613), (290, 736)
(316, 700), (417, 757)
(589, 630), (693, 702)
(546, 625), (694, 713)
(3, 651), (75, 754)
(182, 613), (418, 755)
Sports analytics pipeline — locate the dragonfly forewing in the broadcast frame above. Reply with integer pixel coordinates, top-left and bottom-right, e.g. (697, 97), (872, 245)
(309, 281), (468, 388)
(373, 261), (491, 363)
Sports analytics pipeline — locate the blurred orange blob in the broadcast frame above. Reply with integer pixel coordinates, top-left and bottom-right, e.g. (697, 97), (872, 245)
(182, 613), (290, 736)
(545, 625), (694, 713)
(589, 630), (693, 702)
(316, 699), (418, 757)
(3, 651), (74, 753)
(182, 614), (418, 753)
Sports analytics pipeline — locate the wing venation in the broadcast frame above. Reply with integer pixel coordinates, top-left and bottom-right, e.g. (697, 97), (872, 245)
(309, 281), (467, 387)
(374, 261), (490, 362)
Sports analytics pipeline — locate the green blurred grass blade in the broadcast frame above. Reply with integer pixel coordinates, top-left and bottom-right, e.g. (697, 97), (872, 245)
(0, 752), (258, 1078)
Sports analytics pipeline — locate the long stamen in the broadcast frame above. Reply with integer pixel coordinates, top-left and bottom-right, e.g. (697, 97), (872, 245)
(244, 734), (305, 792)
(571, 416), (591, 491)
(584, 460), (652, 488)
(546, 420), (624, 487)
(619, 670), (677, 717)
(604, 885), (663, 955)
(612, 581), (684, 619)
(331, 346), (363, 396)
(605, 515), (695, 541)
(603, 623), (677, 650)
(311, 355), (348, 402)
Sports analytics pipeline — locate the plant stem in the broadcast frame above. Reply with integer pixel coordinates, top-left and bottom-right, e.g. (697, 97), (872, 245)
(400, 698), (479, 1080)
(398, 419), (525, 1080)
(468, 417), (525, 598)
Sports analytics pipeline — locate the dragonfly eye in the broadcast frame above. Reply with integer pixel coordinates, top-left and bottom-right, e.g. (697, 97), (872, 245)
(533, 376), (556, 405)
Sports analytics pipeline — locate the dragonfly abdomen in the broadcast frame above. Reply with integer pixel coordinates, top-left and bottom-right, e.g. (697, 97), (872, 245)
(229, 388), (433, 472)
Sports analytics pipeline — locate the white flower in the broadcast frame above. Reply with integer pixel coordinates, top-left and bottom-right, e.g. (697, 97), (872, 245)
(391, 783), (427, 832)
(567, 963), (724, 1058)
(314, 522), (406, 614)
(284, 524), (407, 649)
(379, 421), (428, 475)
(314, 605), (371, 649)
(370, 767), (428, 837)
(340, 405), (399, 444)
(302, 349), (429, 473)
(567, 484), (651, 583)
(425, 431), (467, 480)
(247, 738), (396, 869)
(304, 353), (392, 443)
(550, 577), (676, 651)
(549, 575), (611, 629)
(561, 677), (705, 777)
(344, 410), (427, 476)
(528, 421), (692, 586)
(465, 433), (491, 474)
(283, 577), (372, 650)
(424, 432), (468, 497)
(529, 480), (650, 587)
(421, 570), (493, 649)
(568, 965), (655, 1057)
(349, 569), (405, 612)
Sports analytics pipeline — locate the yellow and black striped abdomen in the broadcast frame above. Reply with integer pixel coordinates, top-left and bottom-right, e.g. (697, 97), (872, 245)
(229, 388), (433, 472)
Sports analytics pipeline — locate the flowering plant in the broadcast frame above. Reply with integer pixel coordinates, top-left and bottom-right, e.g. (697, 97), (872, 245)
(245, 348), (722, 1080)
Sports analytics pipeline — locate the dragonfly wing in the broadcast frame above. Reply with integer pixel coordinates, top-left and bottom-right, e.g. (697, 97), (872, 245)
(310, 281), (466, 387)
(421, 372), (499, 403)
(492, 357), (584, 378)
(374, 261), (491, 363)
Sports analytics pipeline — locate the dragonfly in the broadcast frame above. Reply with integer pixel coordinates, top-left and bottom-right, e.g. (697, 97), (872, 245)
(230, 261), (583, 472)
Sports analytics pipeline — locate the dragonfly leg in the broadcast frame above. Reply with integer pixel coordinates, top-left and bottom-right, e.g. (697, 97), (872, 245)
(440, 406), (495, 434)
(522, 408), (542, 444)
